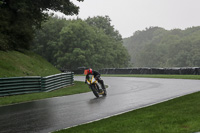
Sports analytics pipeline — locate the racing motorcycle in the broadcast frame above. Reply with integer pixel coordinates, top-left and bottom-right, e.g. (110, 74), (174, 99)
(86, 75), (107, 98)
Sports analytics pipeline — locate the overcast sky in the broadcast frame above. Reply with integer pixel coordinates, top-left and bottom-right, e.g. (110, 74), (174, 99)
(63, 0), (200, 38)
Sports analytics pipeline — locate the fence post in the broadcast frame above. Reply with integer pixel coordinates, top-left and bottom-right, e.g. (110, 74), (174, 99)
(71, 72), (74, 85)
(40, 77), (45, 92)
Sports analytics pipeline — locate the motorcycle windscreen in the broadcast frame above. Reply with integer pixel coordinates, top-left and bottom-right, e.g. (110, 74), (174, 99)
(88, 75), (96, 83)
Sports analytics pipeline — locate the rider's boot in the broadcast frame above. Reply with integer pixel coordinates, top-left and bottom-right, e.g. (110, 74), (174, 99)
(99, 89), (104, 95)
(99, 80), (106, 90)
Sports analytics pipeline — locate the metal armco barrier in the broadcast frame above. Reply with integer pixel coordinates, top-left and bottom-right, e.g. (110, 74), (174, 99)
(99, 67), (200, 75)
(41, 72), (74, 92)
(0, 72), (74, 96)
(72, 67), (200, 75)
(0, 76), (42, 96)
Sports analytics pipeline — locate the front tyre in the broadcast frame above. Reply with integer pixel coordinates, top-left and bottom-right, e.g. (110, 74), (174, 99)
(91, 84), (99, 98)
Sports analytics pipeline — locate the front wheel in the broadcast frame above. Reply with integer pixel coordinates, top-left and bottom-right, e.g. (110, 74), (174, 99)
(91, 84), (99, 98)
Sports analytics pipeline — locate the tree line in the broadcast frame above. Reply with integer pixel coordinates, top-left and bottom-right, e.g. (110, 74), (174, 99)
(31, 16), (130, 70)
(0, 0), (83, 51)
(123, 27), (200, 67)
(2, 1), (199, 69)
(0, 0), (130, 70)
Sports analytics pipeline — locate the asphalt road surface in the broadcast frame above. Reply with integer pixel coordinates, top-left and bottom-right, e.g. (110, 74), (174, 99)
(0, 76), (200, 133)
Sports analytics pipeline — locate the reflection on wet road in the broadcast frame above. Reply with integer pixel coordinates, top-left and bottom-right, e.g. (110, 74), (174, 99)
(0, 76), (200, 133)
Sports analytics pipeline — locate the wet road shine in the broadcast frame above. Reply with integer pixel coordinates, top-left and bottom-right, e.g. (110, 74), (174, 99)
(0, 76), (200, 133)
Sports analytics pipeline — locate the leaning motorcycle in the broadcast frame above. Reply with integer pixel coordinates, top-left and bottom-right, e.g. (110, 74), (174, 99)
(86, 75), (107, 98)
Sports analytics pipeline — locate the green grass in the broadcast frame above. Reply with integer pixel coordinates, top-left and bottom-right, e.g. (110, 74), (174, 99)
(0, 81), (90, 106)
(0, 50), (60, 77)
(55, 91), (200, 133)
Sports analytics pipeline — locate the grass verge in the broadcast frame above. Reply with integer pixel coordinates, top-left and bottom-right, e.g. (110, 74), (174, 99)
(54, 91), (200, 133)
(0, 50), (60, 78)
(0, 81), (90, 106)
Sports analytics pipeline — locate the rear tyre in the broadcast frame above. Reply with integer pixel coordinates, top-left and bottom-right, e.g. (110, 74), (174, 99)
(103, 89), (107, 96)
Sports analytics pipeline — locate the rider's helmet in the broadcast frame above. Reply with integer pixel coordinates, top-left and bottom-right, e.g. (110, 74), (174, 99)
(87, 68), (93, 74)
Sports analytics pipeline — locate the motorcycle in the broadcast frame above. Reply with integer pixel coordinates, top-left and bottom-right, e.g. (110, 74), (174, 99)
(86, 75), (107, 98)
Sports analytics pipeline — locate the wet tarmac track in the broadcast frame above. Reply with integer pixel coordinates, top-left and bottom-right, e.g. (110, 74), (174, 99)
(0, 76), (200, 133)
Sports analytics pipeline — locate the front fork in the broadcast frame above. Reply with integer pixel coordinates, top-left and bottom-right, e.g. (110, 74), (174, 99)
(89, 84), (102, 93)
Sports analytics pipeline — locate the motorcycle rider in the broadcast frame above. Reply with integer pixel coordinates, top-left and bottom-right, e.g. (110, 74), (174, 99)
(85, 68), (106, 92)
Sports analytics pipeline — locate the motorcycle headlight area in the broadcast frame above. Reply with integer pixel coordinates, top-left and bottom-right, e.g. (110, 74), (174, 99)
(91, 78), (96, 83)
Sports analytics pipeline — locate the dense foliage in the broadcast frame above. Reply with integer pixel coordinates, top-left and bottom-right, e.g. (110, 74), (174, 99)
(32, 16), (130, 70)
(123, 27), (200, 67)
(0, 0), (83, 51)
(86, 16), (122, 42)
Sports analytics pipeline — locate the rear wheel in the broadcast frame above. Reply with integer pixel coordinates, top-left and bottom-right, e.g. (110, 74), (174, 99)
(91, 84), (99, 98)
(103, 89), (107, 96)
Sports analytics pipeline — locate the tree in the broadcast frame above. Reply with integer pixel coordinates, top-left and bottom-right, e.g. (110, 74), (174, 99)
(32, 17), (68, 63)
(0, 0), (83, 50)
(86, 16), (122, 42)
(32, 17), (130, 70)
(123, 26), (200, 67)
